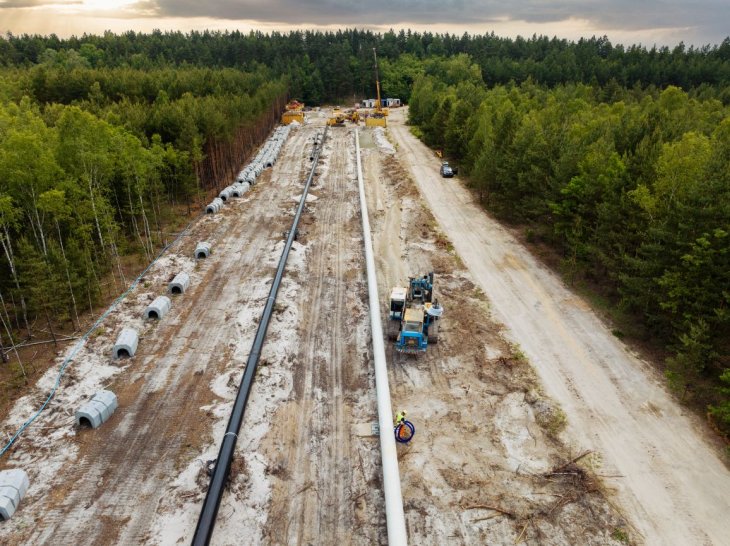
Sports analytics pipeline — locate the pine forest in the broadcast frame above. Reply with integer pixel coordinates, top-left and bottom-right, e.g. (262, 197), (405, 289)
(0, 29), (729, 435)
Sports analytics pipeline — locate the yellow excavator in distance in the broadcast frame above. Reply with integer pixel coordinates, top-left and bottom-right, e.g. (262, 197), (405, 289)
(327, 106), (346, 127)
(345, 109), (360, 124)
(365, 48), (387, 128)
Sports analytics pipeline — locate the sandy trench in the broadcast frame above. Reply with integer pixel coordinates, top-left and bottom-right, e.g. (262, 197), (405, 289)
(0, 107), (678, 545)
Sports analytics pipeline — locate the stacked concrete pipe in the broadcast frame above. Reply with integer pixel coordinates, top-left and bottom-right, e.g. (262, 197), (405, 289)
(218, 187), (233, 201)
(206, 197), (224, 214)
(234, 124), (292, 187)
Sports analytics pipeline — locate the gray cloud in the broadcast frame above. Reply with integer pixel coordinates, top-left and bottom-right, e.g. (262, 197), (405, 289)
(137, 0), (729, 33)
(1, 0), (727, 45)
(137, 0), (522, 25)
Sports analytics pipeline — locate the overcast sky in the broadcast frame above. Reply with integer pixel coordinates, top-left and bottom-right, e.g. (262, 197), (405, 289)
(1, 0), (728, 47)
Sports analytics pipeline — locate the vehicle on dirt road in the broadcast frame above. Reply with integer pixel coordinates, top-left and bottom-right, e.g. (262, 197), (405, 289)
(440, 162), (454, 178)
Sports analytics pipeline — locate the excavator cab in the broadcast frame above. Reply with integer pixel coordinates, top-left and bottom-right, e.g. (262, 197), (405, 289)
(397, 308), (427, 354)
(389, 287), (407, 319)
(408, 272), (434, 303)
(387, 287), (407, 341)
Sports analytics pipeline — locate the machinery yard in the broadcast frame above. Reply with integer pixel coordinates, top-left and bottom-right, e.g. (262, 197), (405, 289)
(1, 108), (728, 546)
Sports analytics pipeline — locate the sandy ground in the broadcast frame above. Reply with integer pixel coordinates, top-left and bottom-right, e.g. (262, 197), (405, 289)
(386, 107), (730, 545)
(0, 108), (659, 546)
(256, 121), (385, 545)
(360, 127), (625, 545)
(0, 121), (317, 544)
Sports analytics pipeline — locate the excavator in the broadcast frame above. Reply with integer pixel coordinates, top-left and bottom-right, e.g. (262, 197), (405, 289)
(365, 48), (387, 128)
(327, 106), (346, 127)
(345, 108), (360, 124)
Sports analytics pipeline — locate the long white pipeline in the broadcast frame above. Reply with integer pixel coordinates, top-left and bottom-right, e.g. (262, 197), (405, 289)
(355, 129), (408, 545)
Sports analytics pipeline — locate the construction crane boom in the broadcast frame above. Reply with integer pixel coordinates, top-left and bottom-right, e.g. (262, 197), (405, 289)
(366, 48), (387, 127)
(373, 48), (382, 113)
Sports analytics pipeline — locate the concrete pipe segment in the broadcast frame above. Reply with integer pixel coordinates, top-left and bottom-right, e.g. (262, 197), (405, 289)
(75, 390), (118, 429)
(113, 327), (139, 359)
(231, 183), (249, 197)
(218, 187), (233, 201)
(237, 168), (251, 183)
(206, 197), (223, 214)
(0, 469), (30, 521)
(144, 295), (171, 320)
(195, 242), (212, 259)
(169, 272), (191, 295)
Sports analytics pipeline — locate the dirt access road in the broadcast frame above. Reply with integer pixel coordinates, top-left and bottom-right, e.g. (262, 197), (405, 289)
(387, 107), (730, 545)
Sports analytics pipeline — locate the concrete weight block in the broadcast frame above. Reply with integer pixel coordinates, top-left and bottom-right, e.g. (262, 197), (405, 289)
(113, 327), (138, 359)
(0, 469), (29, 521)
(169, 272), (191, 295)
(76, 390), (118, 429)
(195, 242), (212, 259)
(144, 295), (171, 320)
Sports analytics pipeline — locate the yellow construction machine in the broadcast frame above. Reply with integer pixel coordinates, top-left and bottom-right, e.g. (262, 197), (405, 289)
(327, 106), (346, 127)
(365, 48), (387, 128)
(281, 100), (305, 124)
(345, 109), (360, 124)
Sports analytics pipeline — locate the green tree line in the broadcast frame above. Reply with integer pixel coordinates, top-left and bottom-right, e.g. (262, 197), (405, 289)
(1, 29), (728, 105)
(409, 55), (730, 432)
(1, 26), (728, 427)
(0, 63), (286, 376)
